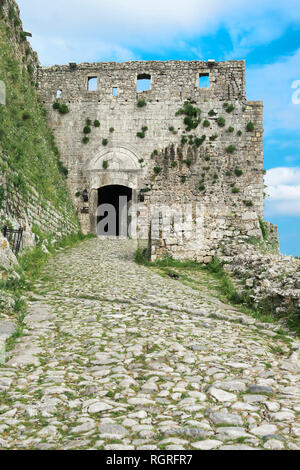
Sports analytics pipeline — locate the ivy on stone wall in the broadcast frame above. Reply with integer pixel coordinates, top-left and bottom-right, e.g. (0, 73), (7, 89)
(175, 102), (202, 131)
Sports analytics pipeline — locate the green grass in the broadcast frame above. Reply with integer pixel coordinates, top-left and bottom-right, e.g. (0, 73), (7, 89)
(258, 217), (268, 241)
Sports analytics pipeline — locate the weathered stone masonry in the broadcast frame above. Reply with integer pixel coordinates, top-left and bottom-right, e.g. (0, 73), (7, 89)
(37, 60), (269, 260)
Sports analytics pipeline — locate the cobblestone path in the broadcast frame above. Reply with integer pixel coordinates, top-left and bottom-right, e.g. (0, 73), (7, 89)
(0, 239), (299, 450)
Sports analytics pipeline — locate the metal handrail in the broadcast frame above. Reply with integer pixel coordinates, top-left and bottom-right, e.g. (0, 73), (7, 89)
(2, 226), (24, 255)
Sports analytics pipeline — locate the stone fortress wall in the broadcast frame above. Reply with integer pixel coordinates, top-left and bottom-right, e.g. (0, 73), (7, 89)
(37, 58), (269, 260)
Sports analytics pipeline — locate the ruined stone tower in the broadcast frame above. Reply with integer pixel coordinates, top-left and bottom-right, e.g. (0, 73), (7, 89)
(37, 60), (268, 260)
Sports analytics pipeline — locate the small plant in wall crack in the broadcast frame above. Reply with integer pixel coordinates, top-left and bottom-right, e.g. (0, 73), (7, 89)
(216, 117), (226, 127)
(83, 125), (91, 134)
(102, 138), (108, 146)
(226, 145), (236, 154)
(234, 168), (243, 177)
(168, 126), (178, 135)
(208, 109), (217, 116)
(53, 102), (70, 114)
(232, 186), (240, 193)
(137, 99), (147, 108)
(102, 160), (109, 170)
(176, 102), (201, 131)
(181, 136), (188, 145)
(153, 166), (162, 175)
(243, 200), (253, 207)
(223, 102), (235, 113)
(246, 121), (255, 132)
(183, 158), (192, 167)
(194, 135), (206, 147)
(137, 126), (148, 139)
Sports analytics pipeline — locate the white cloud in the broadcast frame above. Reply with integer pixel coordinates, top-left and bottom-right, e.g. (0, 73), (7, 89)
(265, 167), (300, 187)
(30, 34), (138, 65)
(17, 0), (300, 65)
(265, 167), (300, 216)
(247, 49), (300, 135)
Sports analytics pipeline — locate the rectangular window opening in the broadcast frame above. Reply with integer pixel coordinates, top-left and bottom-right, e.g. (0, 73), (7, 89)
(137, 73), (151, 92)
(199, 73), (210, 88)
(112, 87), (118, 96)
(87, 76), (98, 91)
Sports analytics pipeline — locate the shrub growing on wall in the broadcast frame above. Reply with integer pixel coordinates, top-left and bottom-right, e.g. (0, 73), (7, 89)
(224, 103), (235, 113)
(217, 117), (226, 127)
(246, 121), (255, 132)
(53, 102), (70, 114)
(183, 158), (192, 167)
(83, 126), (91, 134)
(137, 99), (147, 108)
(226, 145), (236, 154)
(235, 168), (243, 177)
(176, 102), (201, 131)
(243, 200), (253, 207)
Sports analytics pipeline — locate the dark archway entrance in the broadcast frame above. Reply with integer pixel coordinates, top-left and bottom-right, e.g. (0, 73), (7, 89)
(97, 185), (132, 237)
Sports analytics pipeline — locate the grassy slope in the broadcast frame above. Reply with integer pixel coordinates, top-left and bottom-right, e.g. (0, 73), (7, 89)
(135, 245), (300, 335)
(0, 17), (78, 227)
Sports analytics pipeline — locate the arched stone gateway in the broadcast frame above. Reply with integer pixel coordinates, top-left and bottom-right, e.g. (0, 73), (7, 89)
(87, 144), (143, 235)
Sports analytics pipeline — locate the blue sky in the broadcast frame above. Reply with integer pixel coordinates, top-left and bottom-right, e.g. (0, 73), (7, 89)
(18, 0), (300, 256)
